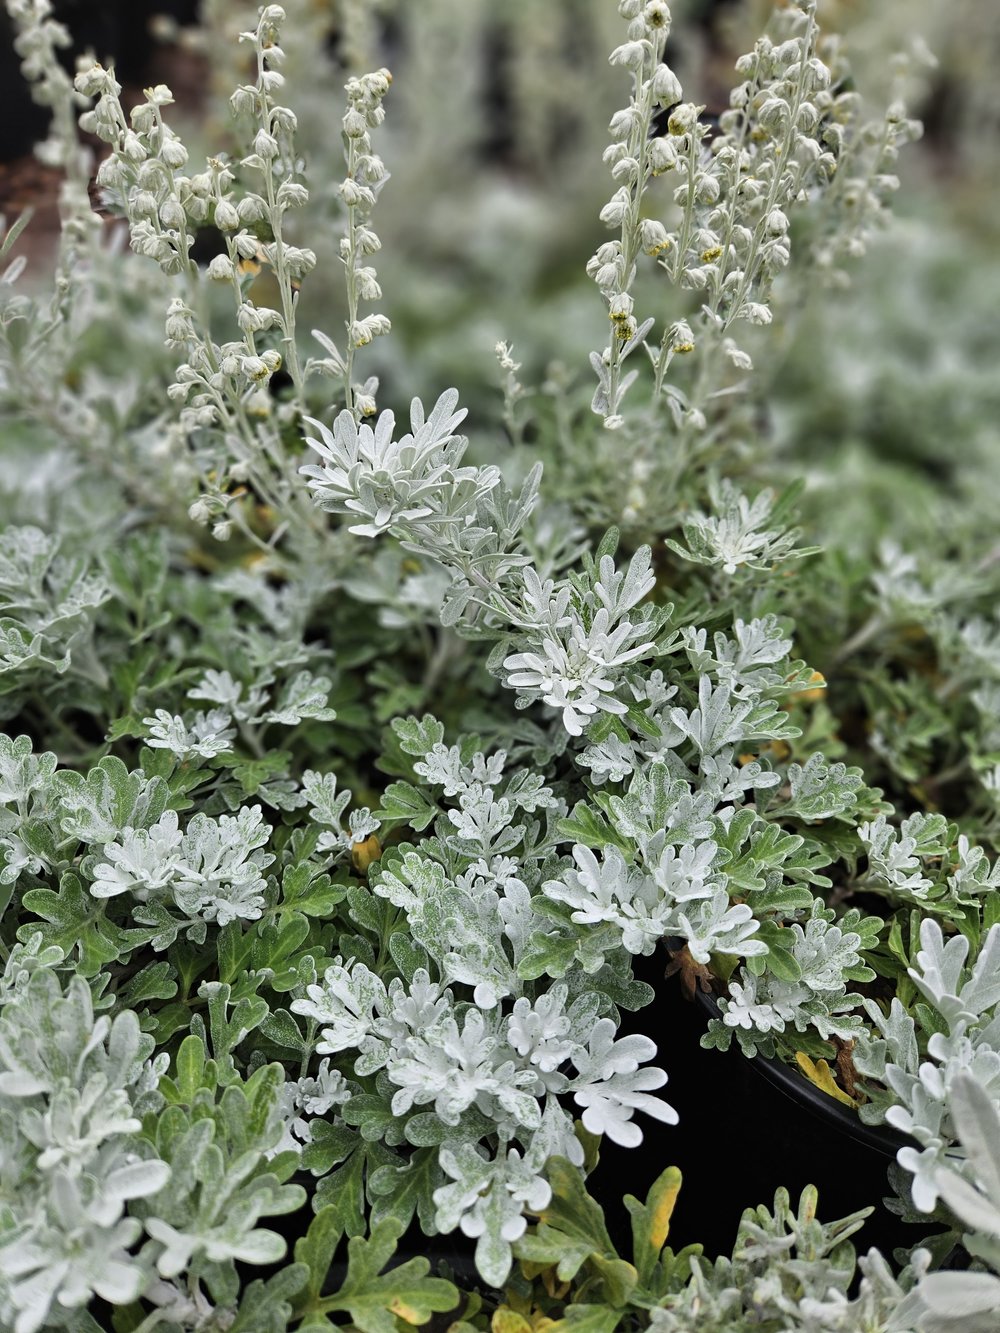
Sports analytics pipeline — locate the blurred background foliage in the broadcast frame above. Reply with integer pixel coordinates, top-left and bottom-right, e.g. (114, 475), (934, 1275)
(3, 0), (1000, 829)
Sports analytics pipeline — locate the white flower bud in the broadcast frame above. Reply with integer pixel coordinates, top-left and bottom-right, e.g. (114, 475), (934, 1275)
(592, 262), (622, 288)
(238, 194), (268, 223)
(276, 180), (309, 209)
(207, 254), (234, 281)
(639, 218), (671, 255)
(188, 499), (212, 523)
(669, 320), (695, 353)
(343, 108), (368, 138)
(130, 103), (156, 134)
(212, 521), (233, 542)
(159, 199), (185, 229)
(773, 39), (802, 67)
(757, 97), (789, 132)
(230, 86), (256, 116)
(355, 267), (382, 301)
(164, 299), (193, 341)
(348, 313), (391, 348)
(121, 130), (147, 163)
(609, 41), (647, 69)
(253, 129), (279, 159)
(766, 208), (788, 235)
(723, 339), (752, 370)
(131, 190), (159, 218)
(599, 187), (630, 226)
(366, 68), (392, 98)
(234, 231), (261, 258)
(608, 109), (637, 140)
(214, 199), (240, 231)
(648, 138), (678, 174)
(611, 156), (640, 183)
(75, 64), (110, 97)
(95, 157), (124, 188)
(667, 102), (700, 135)
(239, 303), (275, 333)
(339, 178), (371, 207)
(242, 355), (270, 380)
(650, 63), (682, 105)
(160, 137), (188, 169)
(643, 1), (671, 30)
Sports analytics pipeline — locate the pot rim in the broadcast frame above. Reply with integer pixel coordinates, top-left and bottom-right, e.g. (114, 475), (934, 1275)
(693, 987), (905, 1159)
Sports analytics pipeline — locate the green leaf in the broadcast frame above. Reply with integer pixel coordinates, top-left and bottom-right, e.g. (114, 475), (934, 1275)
(199, 980), (268, 1066)
(171, 1034), (216, 1104)
(588, 1254), (638, 1307)
(624, 1165), (682, 1287)
(216, 749), (292, 796)
(117, 961), (177, 1008)
(558, 802), (632, 854)
(218, 920), (254, 985)
(373, 780), (439, 832)
(343, 1094), (406, 1145)
(259, 1009), (307, 1054)
(20, 872), (135, 975)
(295, 1205), (345, 1305)
(387, 932), (430, 983)
(53, 755), (169, 842)
(514, 1157), (615, 1281)
(230, 1264), (312, 1333)
(368, 1148), (441, 1232)
(281, 862), (346, 917)
(345, 884), (394, 936)
(594, 526), (621, 563)
(392, 714), (445, 758)
(517, 928), (580, 982)
(546, 1305), (623, 1333)
(302, 1121), (360, 1175)
(316, 1218), (458, 1333)
(749, 921), (802, 982)
(311, 1140), (397, 1237)
(1, 205), (34, 257)
(251, 912), (311, 984)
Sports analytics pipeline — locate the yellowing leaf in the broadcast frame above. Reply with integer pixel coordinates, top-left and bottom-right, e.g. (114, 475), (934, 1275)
(351, 833), (382, 874)
(492, 1308), (534, 1333)
(647, 1166), (682, 1252)
(795, 1052), (858, 1108)
(390, 1299), (424, 1324)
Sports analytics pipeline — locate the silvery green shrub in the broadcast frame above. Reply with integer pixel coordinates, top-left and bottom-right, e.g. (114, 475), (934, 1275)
(1, 0), (998, 1328)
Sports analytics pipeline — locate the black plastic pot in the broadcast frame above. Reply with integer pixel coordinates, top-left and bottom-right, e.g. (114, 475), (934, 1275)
(585, 963), (940, 1264)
